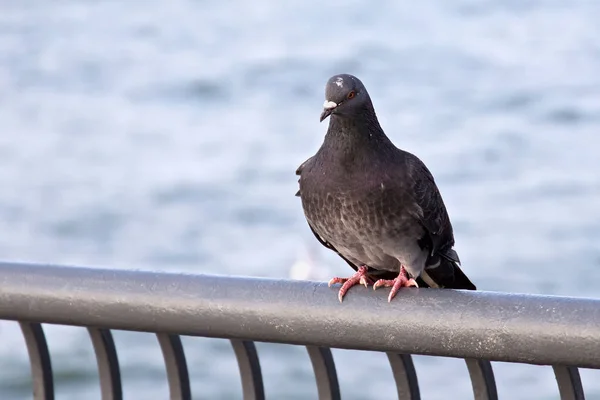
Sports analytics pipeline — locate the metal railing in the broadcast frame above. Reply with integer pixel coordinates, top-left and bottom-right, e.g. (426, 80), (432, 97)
(0, 261), (596, 400)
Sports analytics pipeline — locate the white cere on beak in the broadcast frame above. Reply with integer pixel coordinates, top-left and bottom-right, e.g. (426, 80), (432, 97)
(335, 77), (344, 87)
(323, 100), (337, 110)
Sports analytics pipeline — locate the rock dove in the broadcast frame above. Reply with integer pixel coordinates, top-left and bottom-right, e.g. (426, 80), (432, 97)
(296, 74), (476, 302)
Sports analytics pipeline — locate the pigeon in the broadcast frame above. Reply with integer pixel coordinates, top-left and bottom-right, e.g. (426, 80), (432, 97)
(296, 74), (476, 302)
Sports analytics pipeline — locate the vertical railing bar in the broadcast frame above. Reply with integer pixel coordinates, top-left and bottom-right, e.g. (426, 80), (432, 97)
(553, 365), (585, 400)
(465, 359), (498, 400)
(87, 328), (122, 400)
(19, 322), (54, 400)
(306, 346), (341, 400)
(230, 340), (265, 400)
(156, 333), (192, 400)
(386, 353), (421, 400)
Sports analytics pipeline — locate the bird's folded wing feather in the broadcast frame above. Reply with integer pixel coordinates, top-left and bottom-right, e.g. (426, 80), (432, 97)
(405, 155), (455, 258)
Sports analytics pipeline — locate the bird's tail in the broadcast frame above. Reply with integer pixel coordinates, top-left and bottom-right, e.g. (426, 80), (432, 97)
(417, 250), (476, 290)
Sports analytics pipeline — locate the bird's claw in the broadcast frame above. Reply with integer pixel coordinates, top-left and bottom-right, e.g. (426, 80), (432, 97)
(328, 275), (371, 288)
(373, 278), (418, 290)
(327, 266), (372, 302)
(359, 275), (370, 288)
(373, 267), (418, 302)
(328, 277), (345, 287)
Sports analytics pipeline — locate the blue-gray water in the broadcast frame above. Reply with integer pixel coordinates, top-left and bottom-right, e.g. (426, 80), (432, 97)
(1, 1), (600, 399)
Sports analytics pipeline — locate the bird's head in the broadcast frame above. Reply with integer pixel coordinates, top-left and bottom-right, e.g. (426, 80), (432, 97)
(320, 74), (369, 122)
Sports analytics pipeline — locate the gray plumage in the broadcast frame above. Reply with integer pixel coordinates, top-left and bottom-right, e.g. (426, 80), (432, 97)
(296, 74), (475, 290)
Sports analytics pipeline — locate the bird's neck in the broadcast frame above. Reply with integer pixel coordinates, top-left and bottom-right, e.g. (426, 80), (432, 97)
(320, 107), (396, 169)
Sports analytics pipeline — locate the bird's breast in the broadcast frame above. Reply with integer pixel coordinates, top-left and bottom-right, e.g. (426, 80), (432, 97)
(302, 178), (415, 246)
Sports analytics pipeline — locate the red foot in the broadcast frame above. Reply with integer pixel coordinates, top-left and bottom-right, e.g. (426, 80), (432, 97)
(373, 266), (418, 302)
(328, 266), (373, 302)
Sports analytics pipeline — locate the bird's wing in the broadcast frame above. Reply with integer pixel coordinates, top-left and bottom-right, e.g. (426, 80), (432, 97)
(295, 156), (315, 197)
(295, 156), (314, 176)
(405, 154), (454, 257)
(405, 154), (476, 290)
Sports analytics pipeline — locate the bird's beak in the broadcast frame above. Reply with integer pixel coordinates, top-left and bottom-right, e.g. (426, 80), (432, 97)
(320, 100), (337, 122)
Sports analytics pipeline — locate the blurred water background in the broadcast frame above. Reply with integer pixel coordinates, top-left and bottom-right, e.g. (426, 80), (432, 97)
(1, 1), (600, 399)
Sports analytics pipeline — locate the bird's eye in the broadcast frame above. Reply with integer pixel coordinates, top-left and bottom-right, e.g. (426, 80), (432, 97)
(347, 91), (356, 99)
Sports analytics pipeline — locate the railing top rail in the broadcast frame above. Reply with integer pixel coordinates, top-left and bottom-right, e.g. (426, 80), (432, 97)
(0, 261), (598, 368)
